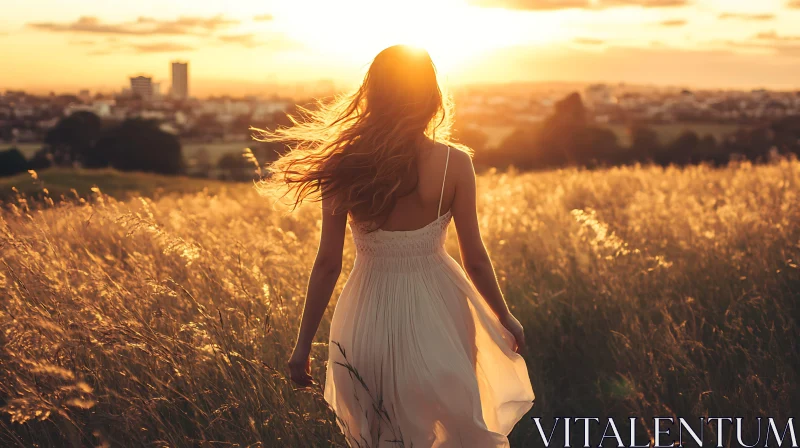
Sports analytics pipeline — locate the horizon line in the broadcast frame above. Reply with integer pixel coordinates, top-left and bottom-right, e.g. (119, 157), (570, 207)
(5, 78), (800, 99)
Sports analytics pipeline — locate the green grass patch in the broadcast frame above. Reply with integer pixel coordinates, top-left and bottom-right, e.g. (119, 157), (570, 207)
(0, 168), (249, 202)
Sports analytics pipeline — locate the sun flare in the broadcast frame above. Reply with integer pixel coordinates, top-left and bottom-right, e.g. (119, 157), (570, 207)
(271, 0), (556, 79)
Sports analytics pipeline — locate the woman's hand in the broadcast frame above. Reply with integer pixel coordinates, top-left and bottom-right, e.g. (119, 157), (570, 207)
(288, 345), (314, 388)
(499, 312), (526, 354)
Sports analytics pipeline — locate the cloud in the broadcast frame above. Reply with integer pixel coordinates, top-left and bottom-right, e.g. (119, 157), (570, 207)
(717, 36), (800, 59)
(146, 16), (238, 33)
(219, 33), (260, 48)
(600, 0), (687, 6)
(789, 1), (800, 8)
(28, 15), (238, 36)
(69, 39), (96, 46)
(573, 37), (604, 44)
(132, 43), (194, 53)
(467, 0), (687, 10)
(85, 41), (194, 55)
(718, 13), (775, 21)
(254, 14), (274, 21)
(30, 16), (139, 35)
(737, 31), (800, 58)
(659, 19), (687, 26)
(754, 30), (800, 42)
(470, 0), (589, 10)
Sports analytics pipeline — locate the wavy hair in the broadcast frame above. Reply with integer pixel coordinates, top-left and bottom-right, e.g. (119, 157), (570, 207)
(253, 45), (467, 228)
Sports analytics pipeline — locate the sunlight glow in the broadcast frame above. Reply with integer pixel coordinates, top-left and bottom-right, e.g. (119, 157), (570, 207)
(3, 0), (800, 93)
(273, 0), (556, 78)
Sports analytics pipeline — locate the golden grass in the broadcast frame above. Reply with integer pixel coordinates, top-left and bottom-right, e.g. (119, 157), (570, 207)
(1, 159), (798, 446)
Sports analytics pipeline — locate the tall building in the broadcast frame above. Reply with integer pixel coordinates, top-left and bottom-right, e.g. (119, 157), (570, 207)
(129, 76), (153, 101)
(171, 61), (189, 99)
(152, 81), (162, 100)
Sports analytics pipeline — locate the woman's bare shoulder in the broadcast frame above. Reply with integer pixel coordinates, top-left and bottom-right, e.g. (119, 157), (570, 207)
(446, 143), (476, 178)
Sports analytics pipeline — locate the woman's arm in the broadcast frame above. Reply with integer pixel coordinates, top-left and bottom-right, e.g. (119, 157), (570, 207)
(288, 194), (347, 387)
(450, 152), (526, 353)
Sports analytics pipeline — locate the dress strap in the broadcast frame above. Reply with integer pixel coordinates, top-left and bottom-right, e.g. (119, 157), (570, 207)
(437, 145), (451, 218)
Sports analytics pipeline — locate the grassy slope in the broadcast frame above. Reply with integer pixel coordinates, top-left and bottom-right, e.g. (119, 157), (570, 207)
(0, 168), (245, 202)
(1, 161), (798, 446)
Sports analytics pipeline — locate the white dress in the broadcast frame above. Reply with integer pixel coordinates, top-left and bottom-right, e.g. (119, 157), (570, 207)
(323, 146), (535, 447)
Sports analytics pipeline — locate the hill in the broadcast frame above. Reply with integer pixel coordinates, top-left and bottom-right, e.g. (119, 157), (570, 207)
(0, 168), (247, 202)
(1, 160), (798, 446)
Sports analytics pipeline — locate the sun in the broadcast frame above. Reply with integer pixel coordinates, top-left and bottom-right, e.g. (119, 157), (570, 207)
(272, 0), (560, 79)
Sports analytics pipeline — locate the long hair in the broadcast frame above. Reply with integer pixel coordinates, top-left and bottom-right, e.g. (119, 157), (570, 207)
(253, 45), (468, 227)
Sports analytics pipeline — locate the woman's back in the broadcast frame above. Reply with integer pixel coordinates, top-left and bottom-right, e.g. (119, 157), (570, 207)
(362, 141), (454, 232)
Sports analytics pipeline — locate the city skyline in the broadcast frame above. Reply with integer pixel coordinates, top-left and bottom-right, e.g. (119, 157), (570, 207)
(2, 0), (800, 96)
(171, 61), (189, 99)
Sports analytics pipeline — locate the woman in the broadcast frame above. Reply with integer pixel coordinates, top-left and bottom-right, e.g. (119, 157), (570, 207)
(258, 45), (534, 447)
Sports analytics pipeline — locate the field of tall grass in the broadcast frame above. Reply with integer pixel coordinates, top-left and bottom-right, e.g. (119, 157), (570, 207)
(1, 159), (798, 447)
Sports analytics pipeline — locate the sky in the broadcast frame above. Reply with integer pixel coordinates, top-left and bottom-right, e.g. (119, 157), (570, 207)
(2, 0), (800, 96)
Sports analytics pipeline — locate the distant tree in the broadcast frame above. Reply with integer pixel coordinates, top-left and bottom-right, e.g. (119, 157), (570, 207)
(0, 148), (28, 177)
(657, 131), (718, 166)
(452, 126), (489, 153)
(44, 111), (102, 166)
(28, 147), (53, 171)
(574, 126), (620, 167)
(250, 141), (289, 166)
(217, 152), (254, 181)
(769, 115), (800, 157)
(658, 131), (699, 166)
(491, 126), (540, 169)
(95, 118), (183, 175)
(550, 92), (587, 127)
(531, 92), (592, 167)
(697, 135), (720, 164)
(724, 127), (772, 162)
(629, 125), (661, 163)
(493, 92), (622, 170)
